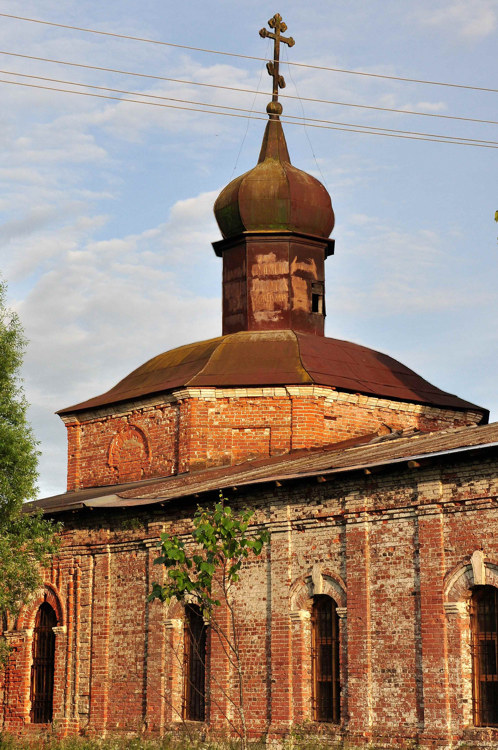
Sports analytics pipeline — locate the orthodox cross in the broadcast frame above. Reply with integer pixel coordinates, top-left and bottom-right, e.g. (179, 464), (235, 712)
(259, 13), (295, 117)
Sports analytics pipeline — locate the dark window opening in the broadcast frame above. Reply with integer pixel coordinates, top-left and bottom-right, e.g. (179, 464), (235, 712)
(184, 604), (207, 721)
(30, 602), (57, 724)
(311, 282), (325, 315)
(312, 595), (340, 723)
(472, 586), (498, 727)
(311, 294), (321, 314)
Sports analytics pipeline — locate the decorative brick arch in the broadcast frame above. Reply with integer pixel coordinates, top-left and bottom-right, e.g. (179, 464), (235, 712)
(166, 598), (185, 621)
(290, 564), (347, 611)
(16, 583), (63, 630)
(163, 597), (209, 724)
(108, 423), (151, 482)
(289, 565), (347, 725)
(443, 552), (498, 729)
(165, 597), (209, 623)
(444, 553), (498, 604)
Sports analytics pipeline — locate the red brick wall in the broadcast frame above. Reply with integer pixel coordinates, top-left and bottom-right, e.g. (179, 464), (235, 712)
(64, 405), (179, 490)
(62, 387), (483, 491)
(4, 453), (498, 747)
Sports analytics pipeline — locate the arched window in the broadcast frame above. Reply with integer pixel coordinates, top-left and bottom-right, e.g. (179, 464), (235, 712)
(30, 602), (57, 723)
(472, 586), (498, 726)
(311, 595), (340, 723)
(184, 604), (207, 721)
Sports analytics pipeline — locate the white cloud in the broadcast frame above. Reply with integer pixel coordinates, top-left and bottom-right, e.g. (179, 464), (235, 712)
(414, 0), (497, 40)
(331, 219), (493, 317)
(411, 101), (448, 113)
(9, 190), (221, 496)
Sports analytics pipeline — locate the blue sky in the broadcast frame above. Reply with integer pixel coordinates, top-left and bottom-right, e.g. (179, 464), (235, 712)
(0, 0), (496, 497)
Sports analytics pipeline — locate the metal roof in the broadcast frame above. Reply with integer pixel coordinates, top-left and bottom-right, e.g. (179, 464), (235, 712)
(28, 421), (498, 515)
(58, 329), (487, 418)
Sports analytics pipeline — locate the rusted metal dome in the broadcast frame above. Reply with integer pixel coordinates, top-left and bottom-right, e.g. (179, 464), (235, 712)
(58, 330), (486, 418)
(214, 118), (335, 240)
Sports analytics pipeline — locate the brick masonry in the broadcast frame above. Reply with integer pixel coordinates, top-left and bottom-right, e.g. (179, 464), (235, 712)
(60, 385), (482, 491)
(2, 439), (498, 747)
(2, 68), (491, 744)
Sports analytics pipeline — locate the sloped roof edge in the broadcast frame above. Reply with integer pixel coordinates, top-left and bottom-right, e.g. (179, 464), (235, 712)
(57, 330), (488, 419)
(27, 422), (498, 515)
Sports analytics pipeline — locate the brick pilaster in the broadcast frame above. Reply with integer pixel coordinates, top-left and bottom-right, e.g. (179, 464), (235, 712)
(268, 520), (293, 736)
(3, 630), (32, 733)
(417, 509), (452, 747)
(88, 548), (111, 733)
(289, 610), (311, 723)
(344, 515), (373, 741)
(145, 543), (167, 733)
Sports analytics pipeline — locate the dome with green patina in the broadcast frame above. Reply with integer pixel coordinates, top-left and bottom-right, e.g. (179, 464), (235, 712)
(214, 118), (335, 240)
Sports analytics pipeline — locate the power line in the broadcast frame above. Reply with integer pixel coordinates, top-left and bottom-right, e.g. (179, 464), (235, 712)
(0, 69), (256, 114)
(284, 44), (329, 190)
(1, 76), (497, 150)
(2, 50), (497, 128)
(4, 68), (496, 146)
(5, 70), (498, 146)
(1, 12), (497, 94)
(229, 41), (268, 181)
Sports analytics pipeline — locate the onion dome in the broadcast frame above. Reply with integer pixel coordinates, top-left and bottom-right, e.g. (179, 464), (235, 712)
(214, 13), (334, 241)
(214, 117), (335, 240)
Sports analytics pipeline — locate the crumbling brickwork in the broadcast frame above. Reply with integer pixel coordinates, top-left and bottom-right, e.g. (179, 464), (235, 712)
(3, 451), (498, 748)
(61, 385), (482, 491)
(4, 44), (491, 746)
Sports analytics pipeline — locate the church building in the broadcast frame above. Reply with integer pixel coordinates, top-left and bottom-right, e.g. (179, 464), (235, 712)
(2, 14), (498, 748)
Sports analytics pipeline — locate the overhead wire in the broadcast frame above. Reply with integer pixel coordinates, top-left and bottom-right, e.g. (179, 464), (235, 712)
(3, 68), (497, 145)
(283, 44), (330, 190)
(229, 40), (269, 181)
(2, 69), (497, 145)
(1, 12), (497, 94)
(1, 76), (497, 149)
(0, 69), (266, 116)
(1, 50), (497, 128)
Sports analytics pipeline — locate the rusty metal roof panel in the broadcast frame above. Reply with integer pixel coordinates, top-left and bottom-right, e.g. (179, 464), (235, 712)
(189, 330), (311, 387)
(58, 330), (487, 418)
(114, 421), (498, 501)
(25, 474), (177, 513)
(28, 422), (498, 514)
(58, 330), (311, 414)
(58, 336), (224, 414)
(295, 333), (485, 413)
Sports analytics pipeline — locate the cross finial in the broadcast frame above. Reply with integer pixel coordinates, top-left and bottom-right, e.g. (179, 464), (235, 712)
(259, 13), (295, 119)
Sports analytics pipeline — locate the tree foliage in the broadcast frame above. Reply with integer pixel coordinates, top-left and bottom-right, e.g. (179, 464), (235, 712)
(0, 280), (60, 665)
(150, 499), (267, 612)
(149, 495), (269, 749)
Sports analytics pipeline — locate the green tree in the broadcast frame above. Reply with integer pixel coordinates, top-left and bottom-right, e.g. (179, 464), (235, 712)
(0, 279), (60, 666)
(150, 495), (269, 750)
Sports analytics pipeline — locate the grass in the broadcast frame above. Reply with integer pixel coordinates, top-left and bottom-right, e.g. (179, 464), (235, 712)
(2, 735), (465, 750)
(0, 726), (345, 750)
(0, 732), (266, 750)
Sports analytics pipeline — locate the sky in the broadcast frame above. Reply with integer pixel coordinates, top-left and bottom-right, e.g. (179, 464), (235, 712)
(0, 0), (496, 498)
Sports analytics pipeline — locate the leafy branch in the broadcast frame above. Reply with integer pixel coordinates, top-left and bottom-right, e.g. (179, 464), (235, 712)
(149, 493), (269, 750)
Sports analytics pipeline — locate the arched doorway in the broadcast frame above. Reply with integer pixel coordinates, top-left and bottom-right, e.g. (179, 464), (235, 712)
(30, 602), (57, 723)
